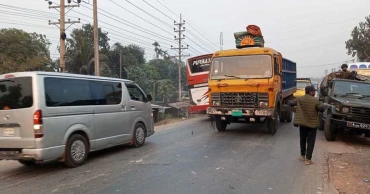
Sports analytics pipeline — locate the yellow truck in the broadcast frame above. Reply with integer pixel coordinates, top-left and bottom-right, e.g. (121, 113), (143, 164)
(293, 78), (312, 97)
(207, 27), (297, 134)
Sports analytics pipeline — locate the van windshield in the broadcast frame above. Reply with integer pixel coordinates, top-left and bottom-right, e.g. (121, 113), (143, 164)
(0, 77), (33, 110)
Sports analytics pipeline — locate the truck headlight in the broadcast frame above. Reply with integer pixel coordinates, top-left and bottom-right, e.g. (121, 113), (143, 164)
(342, 106), (349, 113)
(259, 101), (268, 107)
(213, 100), (220, 106)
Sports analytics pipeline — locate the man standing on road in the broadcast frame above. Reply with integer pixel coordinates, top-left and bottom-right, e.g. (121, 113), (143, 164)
(291, 86), (324, 165)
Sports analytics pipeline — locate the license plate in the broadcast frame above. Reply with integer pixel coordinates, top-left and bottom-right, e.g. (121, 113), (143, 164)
(250, 118), (255, 122)
(231, 110), (243, 117)
(347, 122), (370, 129)
(3, 128), (15, 137)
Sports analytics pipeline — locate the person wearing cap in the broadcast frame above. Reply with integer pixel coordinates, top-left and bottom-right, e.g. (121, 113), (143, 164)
(341, 63), (348, 72)
(336, 64), (355, 79)
(290, 85), (324, 165)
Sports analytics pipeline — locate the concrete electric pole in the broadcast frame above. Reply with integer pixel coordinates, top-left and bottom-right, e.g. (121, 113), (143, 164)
(171, 14), (190, 102)
(93, 0), (100, 76)
(220, 32), (223, 51)
(47, 0), (81, 73)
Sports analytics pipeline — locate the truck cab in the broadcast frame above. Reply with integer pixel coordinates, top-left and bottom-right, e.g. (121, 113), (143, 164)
(293, 78), (312, 98)
(319, 78), (370, 141)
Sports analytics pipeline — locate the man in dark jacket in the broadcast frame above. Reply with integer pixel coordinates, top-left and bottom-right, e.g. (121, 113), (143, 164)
(291, 86), (324, 165)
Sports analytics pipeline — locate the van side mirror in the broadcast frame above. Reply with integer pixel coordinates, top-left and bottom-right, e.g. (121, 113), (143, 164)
(147, 94), (153, 102)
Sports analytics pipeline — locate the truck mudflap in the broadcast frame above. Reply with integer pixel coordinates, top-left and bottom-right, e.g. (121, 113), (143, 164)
(207, 107), (274, 117)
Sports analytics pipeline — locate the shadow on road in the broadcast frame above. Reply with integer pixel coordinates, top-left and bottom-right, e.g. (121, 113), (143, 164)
(336, 132), (370, 148)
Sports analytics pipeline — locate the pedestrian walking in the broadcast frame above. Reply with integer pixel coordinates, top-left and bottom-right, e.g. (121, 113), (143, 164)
(290, 85), (324, 165)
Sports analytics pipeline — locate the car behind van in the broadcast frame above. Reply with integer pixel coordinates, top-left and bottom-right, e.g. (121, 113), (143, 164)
(0, 72), (154, 167)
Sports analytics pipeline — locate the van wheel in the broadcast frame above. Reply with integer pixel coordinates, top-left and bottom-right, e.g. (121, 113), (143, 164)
(18, 160), (35, 166)
(64, 134), (89, 168)
(133, 123), (146, 148)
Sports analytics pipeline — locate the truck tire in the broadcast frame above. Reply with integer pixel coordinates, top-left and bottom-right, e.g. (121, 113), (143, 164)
(64, 134), (89, 168)
(324, 114), (336, 141)
(215, 117), (227, 132)
(319, 113), (324, 131)
(285, 110), (293, 122)
(280, 112), (286, 122)
(267, 108), (279, 135)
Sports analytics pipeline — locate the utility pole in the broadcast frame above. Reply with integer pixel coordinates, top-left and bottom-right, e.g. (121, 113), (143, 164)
(47, 0), (81, 72)
(93, 0), (100, 76)
(220, 32), (223, 51)
(119, 52), (123, 79)
(171, 14), (190, 102)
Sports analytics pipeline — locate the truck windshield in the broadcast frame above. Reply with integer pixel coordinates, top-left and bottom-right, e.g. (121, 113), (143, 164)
(333, 81), (370, 96)
(297, 81), (311, 89)
(210, 55), (272, 79)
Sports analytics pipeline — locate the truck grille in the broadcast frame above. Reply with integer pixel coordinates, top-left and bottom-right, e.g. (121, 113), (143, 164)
(349, 107), (370, 123)
(221, 92), (259, 107)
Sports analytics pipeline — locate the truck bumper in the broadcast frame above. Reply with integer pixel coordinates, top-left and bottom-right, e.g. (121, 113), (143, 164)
(207, 107), (274, 117)
(331, 118), (370, 131)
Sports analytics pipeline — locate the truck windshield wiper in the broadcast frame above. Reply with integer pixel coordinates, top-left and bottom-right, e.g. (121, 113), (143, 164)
(359, 95), (370, 99)
(223, 75), (242, 79)
(341, 92), (360, 97)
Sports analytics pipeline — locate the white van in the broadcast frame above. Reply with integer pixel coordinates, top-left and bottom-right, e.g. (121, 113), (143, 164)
(0, 72), (154, 167)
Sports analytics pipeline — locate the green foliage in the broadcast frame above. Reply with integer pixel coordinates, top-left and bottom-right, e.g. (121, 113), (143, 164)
(345, 15), (370, 62)
(0, 28), (51, 73)
(66, 24), (110, 74)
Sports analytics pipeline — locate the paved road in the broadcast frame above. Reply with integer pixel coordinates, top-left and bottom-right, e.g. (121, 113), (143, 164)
(0, 117), (332, 194)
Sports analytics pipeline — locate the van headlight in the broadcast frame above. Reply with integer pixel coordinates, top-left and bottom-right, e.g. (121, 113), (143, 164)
(259, 101), (268, 107)
(342, 106), (349, 113)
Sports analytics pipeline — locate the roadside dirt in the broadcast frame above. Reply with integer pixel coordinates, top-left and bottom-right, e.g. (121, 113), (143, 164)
(327, 135), (370, 194)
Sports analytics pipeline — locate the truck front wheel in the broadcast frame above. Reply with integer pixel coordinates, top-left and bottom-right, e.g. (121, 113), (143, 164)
(215, 117), (227, 132)
(267, 108), (279, 135)
(324, 114), (336, 141)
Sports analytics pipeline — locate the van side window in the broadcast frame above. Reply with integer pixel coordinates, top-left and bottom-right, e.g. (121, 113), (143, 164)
(127, 84), (146, 102)
(45, 78), (92, 106)
(90, 81), (122, 105)
(44, 78), (122, 106)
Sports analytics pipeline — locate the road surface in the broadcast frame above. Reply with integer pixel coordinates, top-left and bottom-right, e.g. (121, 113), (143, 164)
(0, 117), (334, 194)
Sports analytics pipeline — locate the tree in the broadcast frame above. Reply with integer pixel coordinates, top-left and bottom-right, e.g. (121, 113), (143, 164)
(157, 79), (176, 103)
(108, 43), (146, 78)
(0, 28), (51, 73)
(345, 15), (370, 62)
(66, 24), (110, 74)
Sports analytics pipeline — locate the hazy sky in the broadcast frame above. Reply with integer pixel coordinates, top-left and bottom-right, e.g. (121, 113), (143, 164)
(1, 0), (369, 77)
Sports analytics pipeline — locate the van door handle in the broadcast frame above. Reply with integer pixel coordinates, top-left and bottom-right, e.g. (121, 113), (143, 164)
(131, 105), (135, 109)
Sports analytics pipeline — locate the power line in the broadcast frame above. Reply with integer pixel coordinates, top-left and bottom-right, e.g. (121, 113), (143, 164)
(136, 0), (213, 53)
(142, 0), (174, 21)
(154, 0), (219, 50)
(82, 3), (174, 38)
(123, 0), (173, 29)
(288, 41), (343, 54)
(52, 1), (175, 45)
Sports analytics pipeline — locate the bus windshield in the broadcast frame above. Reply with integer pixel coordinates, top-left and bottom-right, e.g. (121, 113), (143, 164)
(210, 55), (272, 79)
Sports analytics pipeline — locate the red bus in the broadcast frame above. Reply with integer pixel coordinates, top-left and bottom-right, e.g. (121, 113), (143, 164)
(186, 54), (213, 114)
